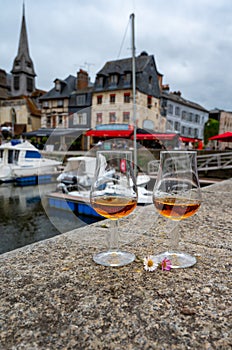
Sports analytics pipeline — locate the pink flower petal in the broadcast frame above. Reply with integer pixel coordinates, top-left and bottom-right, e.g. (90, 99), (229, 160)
(161, 258), (172, 271)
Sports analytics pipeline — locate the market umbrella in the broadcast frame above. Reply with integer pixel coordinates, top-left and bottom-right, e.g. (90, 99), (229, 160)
(209, 131), (232, 142)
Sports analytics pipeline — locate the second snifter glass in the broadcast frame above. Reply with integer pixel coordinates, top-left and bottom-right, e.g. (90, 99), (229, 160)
(90, 150), (138, 267)
(152, 151), (202, 268)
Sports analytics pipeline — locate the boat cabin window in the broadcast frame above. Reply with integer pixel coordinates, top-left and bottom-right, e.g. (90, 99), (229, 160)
(77, 161), (86, 176)
(8, 150), (20, 164)
(25, 151), (42, 159)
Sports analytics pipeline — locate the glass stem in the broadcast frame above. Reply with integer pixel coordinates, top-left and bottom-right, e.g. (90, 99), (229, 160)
(108, 219), (119, 252)
(169, 221), (180, 252)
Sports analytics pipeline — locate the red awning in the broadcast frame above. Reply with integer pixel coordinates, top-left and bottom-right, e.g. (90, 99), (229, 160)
(85, 129), (133, 138)
(208, 131), (232, 142)
(132, 133), (178, 141)
(180, 137), (202, 143)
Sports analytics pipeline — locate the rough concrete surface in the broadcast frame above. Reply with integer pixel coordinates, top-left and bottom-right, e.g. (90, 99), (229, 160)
(0, 180), (231, 349)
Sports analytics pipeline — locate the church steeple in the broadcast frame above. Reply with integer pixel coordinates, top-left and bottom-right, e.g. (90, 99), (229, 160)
(11, 3), (36, 96)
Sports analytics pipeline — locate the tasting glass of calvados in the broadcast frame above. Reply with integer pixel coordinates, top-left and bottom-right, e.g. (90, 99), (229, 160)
(152, 151), (202, 268)
(90, 150), (138, 267)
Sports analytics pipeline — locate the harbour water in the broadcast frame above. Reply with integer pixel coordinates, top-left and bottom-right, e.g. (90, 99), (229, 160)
(0, 182), (96, 255)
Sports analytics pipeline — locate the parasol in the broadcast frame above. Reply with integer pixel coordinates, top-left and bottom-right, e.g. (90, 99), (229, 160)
(209, 131), (232, 142)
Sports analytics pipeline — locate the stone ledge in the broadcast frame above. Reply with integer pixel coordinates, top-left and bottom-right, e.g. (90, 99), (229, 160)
(0, 179), (231, 349)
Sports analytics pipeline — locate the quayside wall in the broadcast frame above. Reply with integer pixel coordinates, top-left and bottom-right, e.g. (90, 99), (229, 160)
(0, 179), (231, 349)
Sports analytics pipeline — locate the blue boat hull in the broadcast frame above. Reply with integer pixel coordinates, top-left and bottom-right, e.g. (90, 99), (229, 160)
(15, 174), (55, 186)
(47, 193), (103, 219)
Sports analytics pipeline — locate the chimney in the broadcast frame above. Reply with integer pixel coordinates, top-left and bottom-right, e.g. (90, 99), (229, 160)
(173, 90), (181, 96)
(77, 69), (89, 90)
(162, 84), (170, 92)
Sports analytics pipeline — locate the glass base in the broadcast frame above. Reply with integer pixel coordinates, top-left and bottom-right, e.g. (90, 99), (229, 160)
(151, 251), (197, 269)
(93, 250), (135, 267)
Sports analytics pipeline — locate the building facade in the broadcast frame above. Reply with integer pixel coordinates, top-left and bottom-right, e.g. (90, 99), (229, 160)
(0, 69), (9, 100)
(40, 70), (92, 131)
(209, 109), (232, 149)
(39, 70), (92, 150)
(209, 109), (232, 134)
(0, 5), (43, 140)
(161, 88), (209, 141)
(91, 52), (165, 132)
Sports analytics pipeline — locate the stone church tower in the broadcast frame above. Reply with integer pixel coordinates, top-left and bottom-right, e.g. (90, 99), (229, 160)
(11, 4), (36, 96)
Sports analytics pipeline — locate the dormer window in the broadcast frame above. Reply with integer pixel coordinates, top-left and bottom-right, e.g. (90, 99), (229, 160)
(96, 76), (104, 87)
(124, 73), (131, 85)
(109, 74), (118, 86)
(77, 95), (86, 105)
(55, 80), (61, 91)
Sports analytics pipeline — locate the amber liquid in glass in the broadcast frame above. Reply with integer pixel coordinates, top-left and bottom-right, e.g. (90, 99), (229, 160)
(91, 196), (137, 220)
(154, 197), (201, 221)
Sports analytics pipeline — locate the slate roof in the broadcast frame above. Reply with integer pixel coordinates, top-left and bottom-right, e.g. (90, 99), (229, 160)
(94, 52), (161, 98)
(40, 75), (76, 100)
(25, 96), (41, 117)
(97, 53), (153, 76)
(162, 91), (208, 112)
(11, 5), (36, 77)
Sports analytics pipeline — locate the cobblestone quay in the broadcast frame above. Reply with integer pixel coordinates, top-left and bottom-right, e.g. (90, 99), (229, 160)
(0, 180), (231, 349)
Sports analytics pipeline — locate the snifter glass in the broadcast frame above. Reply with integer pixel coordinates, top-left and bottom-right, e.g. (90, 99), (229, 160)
(90, 150), (138, 267)
(152, 151), (202, 268)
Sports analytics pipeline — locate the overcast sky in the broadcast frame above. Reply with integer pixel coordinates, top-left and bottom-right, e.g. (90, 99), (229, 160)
(1, 0), (232, 111)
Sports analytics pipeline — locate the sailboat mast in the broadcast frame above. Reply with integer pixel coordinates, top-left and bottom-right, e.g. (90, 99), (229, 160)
(130, 13), (137, 174)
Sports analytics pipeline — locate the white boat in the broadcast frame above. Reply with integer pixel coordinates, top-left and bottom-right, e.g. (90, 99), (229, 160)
(56, 155), (153, 205)
(0, 139), (62, 184)
(57, 156), (97, 190)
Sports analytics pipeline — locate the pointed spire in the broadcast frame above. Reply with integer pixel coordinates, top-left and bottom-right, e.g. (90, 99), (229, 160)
(11, 3), (36, 96)
(17, 3), (30, 61)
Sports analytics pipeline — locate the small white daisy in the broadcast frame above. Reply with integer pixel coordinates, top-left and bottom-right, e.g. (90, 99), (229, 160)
(143, 256), (158, 272)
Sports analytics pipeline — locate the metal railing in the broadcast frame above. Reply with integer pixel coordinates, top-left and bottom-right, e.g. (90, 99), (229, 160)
(147, 152), (232, 175)
(197, 152), (232, 171)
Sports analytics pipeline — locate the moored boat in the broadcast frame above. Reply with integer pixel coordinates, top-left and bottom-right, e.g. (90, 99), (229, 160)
(56, 155), (153, 204)
(0, 139), (62, 184)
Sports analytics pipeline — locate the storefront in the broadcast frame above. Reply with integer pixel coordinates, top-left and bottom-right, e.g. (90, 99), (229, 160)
(180, 136), (203, 150)
(85, 124), (180, 150)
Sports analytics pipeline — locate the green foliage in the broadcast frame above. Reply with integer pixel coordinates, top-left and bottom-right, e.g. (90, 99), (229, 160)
(204, 119), (219, 145)
(41, 136), (48, 144)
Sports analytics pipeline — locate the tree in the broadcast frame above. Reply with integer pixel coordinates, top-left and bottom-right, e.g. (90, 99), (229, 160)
(204, 118), (219, 145)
